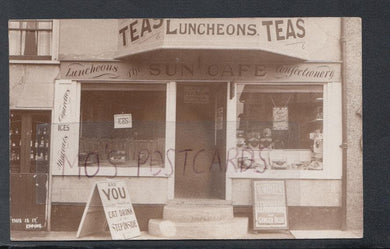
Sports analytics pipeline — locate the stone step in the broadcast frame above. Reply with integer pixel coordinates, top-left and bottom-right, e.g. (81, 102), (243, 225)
(148, 217), (248, 239)
(163, 204), (234, 222)
(167, 198), (232, 206)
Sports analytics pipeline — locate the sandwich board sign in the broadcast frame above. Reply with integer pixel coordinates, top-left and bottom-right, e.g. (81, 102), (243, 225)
(252, 180), (288, 230)
(77, 181), (140, 239)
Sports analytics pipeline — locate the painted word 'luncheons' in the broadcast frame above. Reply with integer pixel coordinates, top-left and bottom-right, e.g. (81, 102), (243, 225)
(65, 63), (119, 78)
(119, 18), (306, 46)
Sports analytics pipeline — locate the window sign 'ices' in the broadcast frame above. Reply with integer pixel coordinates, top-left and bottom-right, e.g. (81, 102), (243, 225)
(114, 114), (132, 129)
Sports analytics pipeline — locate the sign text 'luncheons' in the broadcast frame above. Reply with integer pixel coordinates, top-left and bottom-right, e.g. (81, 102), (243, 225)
(119, 18), (305, 47)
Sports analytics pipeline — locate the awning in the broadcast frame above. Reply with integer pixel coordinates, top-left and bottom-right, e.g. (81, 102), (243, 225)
(116, 48), (306, 65)
(115, 18), (310, 62)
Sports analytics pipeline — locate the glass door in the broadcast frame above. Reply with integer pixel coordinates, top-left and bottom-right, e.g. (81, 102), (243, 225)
(10, 110), (51, 231)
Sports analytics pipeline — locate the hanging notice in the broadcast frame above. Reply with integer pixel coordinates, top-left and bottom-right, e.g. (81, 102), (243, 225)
(253, 180), (288, 230)
(114, 114), (132, 129)
(183, 86), (210, 104)
(273, 107), (289, 130)
(77, 181), (140, 239)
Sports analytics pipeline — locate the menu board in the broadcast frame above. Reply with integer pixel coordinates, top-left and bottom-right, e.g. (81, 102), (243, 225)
(252, 180), (288, 230)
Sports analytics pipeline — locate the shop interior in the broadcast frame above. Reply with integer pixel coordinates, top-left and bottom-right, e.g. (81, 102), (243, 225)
(79, 84), (166, 168)
(236, 84), (324, 171)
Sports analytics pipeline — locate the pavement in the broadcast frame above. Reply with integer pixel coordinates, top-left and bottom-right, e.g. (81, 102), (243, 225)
(290, 229), (363, 239)
(10, 229), (362, 241)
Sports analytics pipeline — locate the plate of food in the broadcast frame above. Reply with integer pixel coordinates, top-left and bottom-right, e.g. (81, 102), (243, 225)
(271, 160), (288, 169)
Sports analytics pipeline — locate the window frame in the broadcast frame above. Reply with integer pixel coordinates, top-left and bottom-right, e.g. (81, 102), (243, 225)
(50, 80), (175, 178)
(9, 19), (59, 62)
(78, 83), (168, 169)
(226, 81), (342, 180)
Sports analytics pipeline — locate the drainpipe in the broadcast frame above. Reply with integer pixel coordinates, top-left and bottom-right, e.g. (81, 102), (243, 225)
(340, 18), (348, 231)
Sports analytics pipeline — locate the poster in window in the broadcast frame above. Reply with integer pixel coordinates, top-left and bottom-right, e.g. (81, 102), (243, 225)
(114, 114), (132, 129)
(272, 107), (288, 130)
(183, 86), (209, 104)
(216, 107), (224, 130)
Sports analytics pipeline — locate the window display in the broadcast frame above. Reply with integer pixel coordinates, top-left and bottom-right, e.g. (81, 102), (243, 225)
(79, 84), (166, 168)
(236, 84), (323, 172)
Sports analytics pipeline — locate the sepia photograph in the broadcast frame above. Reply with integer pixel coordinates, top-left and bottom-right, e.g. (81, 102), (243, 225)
(8, 17), (362, 240)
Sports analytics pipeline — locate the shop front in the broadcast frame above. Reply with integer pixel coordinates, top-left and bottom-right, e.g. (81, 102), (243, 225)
(53, 46), (342, 235)
(56, 59), (341, 181)
(10, 18), (363, 239)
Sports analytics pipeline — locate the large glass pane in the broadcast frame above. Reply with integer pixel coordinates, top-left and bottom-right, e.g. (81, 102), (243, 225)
(79, 84), (166, 168)
(31, 116), (51, 174)
(19, 21), (28, 29)
(37, 21), (52, 29)
(10, 112), (22, 173)
(236, 84), (324, 171)
(8, 21), (20, 29)
(37, 31), (51, 56)
(9, 31), (21, 55)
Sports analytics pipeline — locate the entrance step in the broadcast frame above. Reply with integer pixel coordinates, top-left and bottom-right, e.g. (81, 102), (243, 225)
(148, 199), (248, 239)
(164, 204), (233, 222)
(167, 198), (232, 206)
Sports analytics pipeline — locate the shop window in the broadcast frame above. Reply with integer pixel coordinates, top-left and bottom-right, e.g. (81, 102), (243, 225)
(9, 20), (52, 60)
(79, 84), (166, 168)
(236, 84), (323, 171)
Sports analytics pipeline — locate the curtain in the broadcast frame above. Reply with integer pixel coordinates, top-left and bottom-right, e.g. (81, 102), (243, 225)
(23, 21), (37, 56)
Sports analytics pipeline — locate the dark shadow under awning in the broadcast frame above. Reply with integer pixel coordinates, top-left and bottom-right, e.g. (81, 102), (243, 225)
(115, 48), (307, 64)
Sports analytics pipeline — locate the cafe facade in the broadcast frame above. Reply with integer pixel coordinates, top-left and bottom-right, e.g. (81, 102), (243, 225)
(9, 18), (362, 237)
